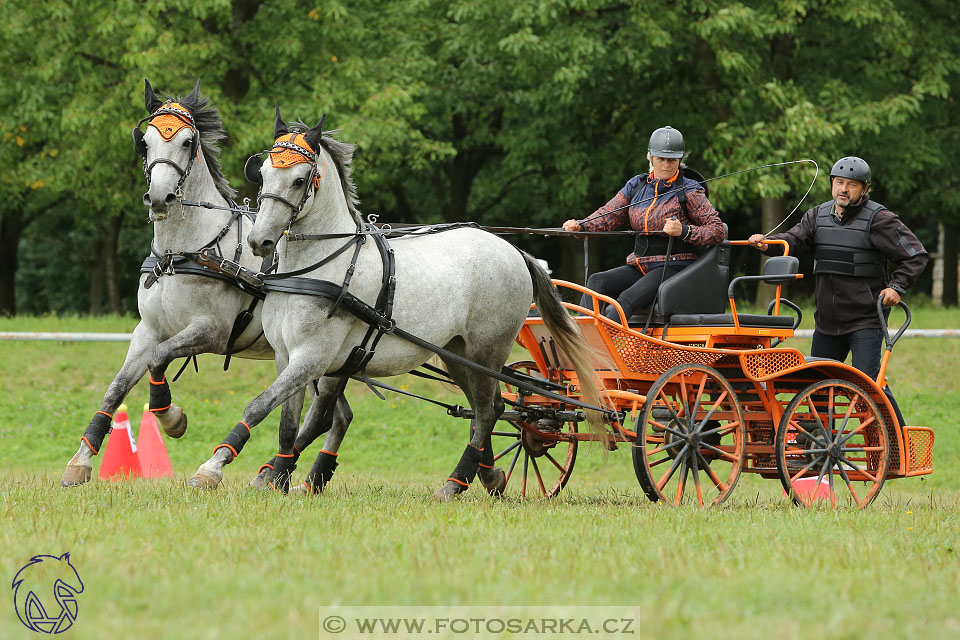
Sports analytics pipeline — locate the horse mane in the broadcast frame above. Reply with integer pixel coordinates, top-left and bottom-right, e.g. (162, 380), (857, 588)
(162, 89), (237, 202)
(290, 120), (362, 222)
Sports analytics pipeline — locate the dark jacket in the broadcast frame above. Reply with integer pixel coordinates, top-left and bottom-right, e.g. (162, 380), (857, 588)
(768, 199), (928, 334)
(578, 170), (724, 272)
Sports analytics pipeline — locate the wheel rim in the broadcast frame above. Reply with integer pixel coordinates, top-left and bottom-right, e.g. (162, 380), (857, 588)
(632, 364), (745, 507)
(776, 379), (888, 508)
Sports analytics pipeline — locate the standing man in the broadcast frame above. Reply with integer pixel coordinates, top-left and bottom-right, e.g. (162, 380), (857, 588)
(748, 156), (928, 423)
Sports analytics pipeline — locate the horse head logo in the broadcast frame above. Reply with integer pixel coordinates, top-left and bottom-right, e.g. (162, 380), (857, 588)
(12, 553), (84, 634)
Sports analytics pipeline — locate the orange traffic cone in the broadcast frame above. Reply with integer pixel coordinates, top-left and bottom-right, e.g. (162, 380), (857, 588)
(783, 477), (834, 502)
(98, 403), (142, 479)
(136, 403), (174, 478)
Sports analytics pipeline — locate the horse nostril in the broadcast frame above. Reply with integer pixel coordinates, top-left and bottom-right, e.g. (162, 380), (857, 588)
(163, 192), (177, 205)
(142, 192), (151, 206)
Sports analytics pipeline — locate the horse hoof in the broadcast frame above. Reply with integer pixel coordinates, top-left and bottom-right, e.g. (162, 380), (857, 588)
(156, 406), (188, 439)
(248, 467), (275, 490)
(288, 482), (313, 496)
(431, 481), (466, 503)
(188, 471), (221, 490)
(60, 464), (92, 487)
(479, 467), (507, 496)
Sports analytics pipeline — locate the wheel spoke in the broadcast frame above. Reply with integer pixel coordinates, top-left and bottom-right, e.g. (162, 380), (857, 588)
(647, 439), (686, 456)
(520, 453), (529, 498)
(789, 455), (823, 483)
(838, 415), (877, 445)
(700, 420), (741, 438)
(657, 444), (689, 491)
(494, 439), (522, 463)
(691, 451), (704, 506)
(839, 456), (880, 483)
(697, 451), (726, 493)
(504, 444), (522, 482)
(790, 419), (828, 448)
(835, 461), (861, 504)
(530, 456), (547, 496)
(674, 456), (689, 503)
(700, 441), (737, 462)
(544, 451), (565, 474)
(697, 389), (729, 428)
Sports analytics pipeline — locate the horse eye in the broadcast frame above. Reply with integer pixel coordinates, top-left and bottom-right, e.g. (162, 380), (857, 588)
(293, 178), (305, 187)
(182, 137), (192, 148)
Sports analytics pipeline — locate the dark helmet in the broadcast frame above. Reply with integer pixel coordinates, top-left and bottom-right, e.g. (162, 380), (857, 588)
(830, 156), (871, 184)
(648, 126), (684, 158)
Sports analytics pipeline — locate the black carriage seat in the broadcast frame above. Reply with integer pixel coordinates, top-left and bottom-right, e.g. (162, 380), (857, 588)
(626, 224), (730, 326)
(667, 255), (801, 329)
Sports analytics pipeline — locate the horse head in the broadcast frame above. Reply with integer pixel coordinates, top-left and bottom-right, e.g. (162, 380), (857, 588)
(246, 106), (330, 256)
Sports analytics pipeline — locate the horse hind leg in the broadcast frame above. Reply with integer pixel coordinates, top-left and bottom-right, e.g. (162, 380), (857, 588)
(290, 393), (353, 495)
(432, 359), (507, 502)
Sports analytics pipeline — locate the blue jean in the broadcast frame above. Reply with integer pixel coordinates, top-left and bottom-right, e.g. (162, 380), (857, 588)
(811, 328), (905, 426)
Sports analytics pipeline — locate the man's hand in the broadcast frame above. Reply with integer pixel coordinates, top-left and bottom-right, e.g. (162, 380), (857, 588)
(748, 233), (768, 251)
(663, 217), (682, 237)
(562, 219), (581, 232)
(880, 288), (901, 306)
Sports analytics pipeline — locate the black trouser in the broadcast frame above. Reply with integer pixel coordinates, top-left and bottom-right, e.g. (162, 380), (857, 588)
(811, 328), (906, 426)
(580, 263), (686, 321)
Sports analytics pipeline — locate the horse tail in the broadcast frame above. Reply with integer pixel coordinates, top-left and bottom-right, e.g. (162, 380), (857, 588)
(522, 251), (610, 446)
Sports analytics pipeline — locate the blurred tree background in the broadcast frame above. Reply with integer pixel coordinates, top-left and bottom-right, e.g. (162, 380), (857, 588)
(1, 0), (957, 315)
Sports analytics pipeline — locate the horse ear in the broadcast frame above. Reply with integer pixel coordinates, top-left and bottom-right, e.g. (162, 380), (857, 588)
(144, 79), (163, 113)
(185, 78), (201, 105)
(304, 113), (325, 153)
(273, 104), (289, 139)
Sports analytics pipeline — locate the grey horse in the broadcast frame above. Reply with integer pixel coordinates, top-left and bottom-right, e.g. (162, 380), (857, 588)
(187, 108), (606, 499)
(61, 81), (350, 490)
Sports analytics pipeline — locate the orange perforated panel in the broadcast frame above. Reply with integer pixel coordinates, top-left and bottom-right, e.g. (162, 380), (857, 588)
(604, 326), (723, 374)
(740, 350), (805, 379)
(903, 427), (934, 474)
(270, 132), (314, 167)
(148, 102), (192, 140)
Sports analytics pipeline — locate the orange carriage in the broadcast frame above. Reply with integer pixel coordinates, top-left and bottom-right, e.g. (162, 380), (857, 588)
(493, 238), (934, 507)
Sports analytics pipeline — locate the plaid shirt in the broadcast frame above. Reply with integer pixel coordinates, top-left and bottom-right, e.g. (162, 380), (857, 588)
(578, 170), (724, 271)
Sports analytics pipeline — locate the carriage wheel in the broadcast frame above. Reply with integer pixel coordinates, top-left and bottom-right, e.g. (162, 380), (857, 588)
(775, 379), (889, 508)
(631, 363), (745, 507)
(494, 361), (577, 498)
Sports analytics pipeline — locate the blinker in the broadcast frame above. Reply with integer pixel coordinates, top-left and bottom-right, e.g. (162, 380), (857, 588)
(132, 128), (147, 157)
(244, 155), (265, 185)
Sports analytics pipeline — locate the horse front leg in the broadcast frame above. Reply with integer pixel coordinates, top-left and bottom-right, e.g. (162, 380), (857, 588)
(188, 359), (319, 490)
(61, 326), (156, 487)
(146, 319), (230, 438)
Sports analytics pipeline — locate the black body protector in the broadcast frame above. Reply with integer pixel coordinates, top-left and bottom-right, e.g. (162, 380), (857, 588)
(812, 199), (886, 278)
(632, 167), (705, 259)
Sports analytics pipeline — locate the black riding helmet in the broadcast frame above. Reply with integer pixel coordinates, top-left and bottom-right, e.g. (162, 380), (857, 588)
(830, 156), (871, 185)
(648, 126), (684, 158)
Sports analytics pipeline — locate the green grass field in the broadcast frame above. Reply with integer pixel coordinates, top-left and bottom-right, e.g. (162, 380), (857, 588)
(1, 312), (959, 639)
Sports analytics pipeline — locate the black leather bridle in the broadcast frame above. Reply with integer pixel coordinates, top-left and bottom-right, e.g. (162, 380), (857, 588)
(132, 101), (201, 220)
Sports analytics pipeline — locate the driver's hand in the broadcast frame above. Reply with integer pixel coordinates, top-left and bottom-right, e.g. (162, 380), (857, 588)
(748, 233), (768, 251)
(880, 288), (901, 306)
(562, 219), (581, 232)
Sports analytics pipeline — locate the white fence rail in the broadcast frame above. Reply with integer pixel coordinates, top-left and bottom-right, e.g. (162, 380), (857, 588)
(3, 329), (960, 343)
